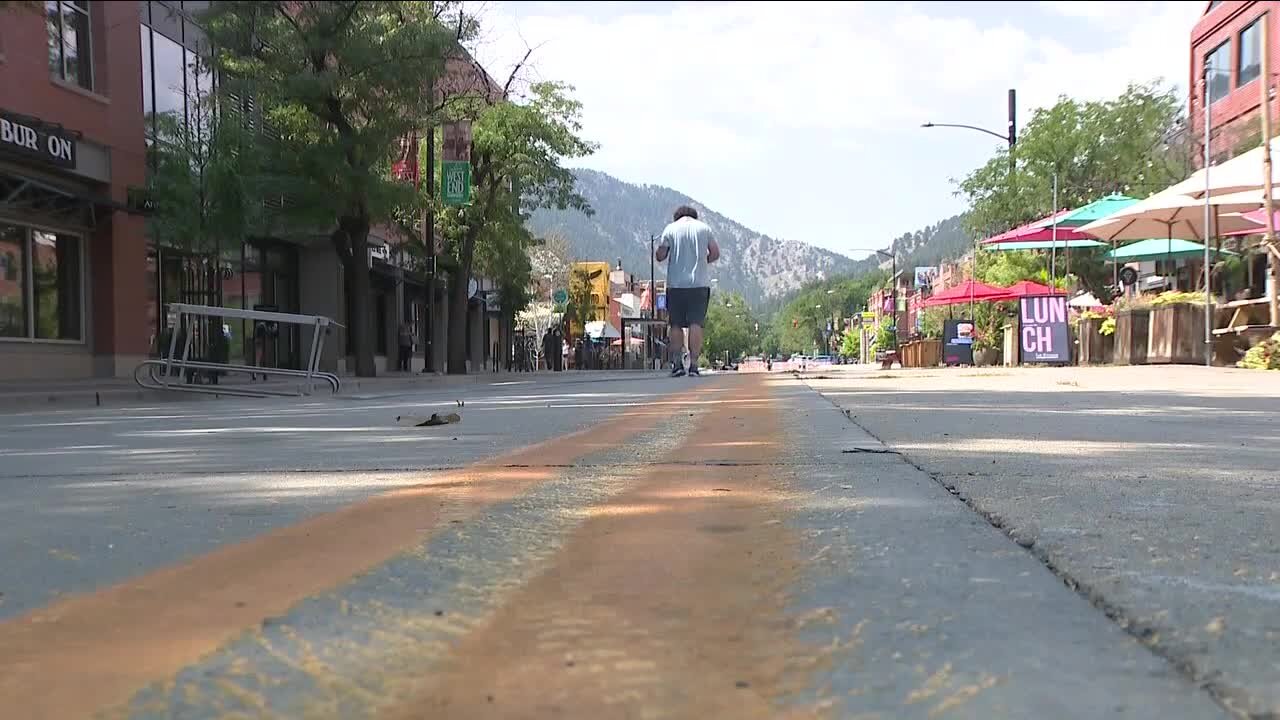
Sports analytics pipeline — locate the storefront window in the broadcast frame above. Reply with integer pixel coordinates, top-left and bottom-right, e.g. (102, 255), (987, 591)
(0, 224), (82, 341)
(31, 231), (82, 340)
(0, 223), (27, 338)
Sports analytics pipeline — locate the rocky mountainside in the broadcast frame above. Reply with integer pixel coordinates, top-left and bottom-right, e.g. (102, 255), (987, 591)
(526, 169), (874, 307)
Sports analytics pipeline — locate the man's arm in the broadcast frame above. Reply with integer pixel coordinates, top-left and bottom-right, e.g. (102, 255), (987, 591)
(706, 237), (720, 263)
(655, 236), (670, 262)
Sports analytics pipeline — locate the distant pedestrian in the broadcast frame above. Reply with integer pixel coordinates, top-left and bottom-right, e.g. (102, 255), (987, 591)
(656, 205), (719, 377)
(398, 322), (415, 372)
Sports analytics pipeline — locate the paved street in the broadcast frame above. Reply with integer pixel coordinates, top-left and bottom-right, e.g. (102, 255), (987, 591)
(0, 367), (1273, 718)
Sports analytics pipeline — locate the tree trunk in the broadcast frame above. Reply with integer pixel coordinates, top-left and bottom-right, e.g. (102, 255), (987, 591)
(447, 260), (470, 374)
(341, 215), (377, 377)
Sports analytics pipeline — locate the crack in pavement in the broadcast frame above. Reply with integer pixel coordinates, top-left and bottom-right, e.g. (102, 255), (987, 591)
(799, 377), (1245, 720)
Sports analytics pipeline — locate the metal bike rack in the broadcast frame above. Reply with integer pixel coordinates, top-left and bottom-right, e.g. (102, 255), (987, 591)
(134, 303), (342, 398)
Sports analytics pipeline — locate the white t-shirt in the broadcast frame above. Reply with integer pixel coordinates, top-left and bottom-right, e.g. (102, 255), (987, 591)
(659, 217), (714, 289)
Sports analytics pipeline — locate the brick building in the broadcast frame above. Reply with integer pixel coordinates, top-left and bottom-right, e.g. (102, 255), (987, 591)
(0, 1), (505, 381)
(0, 1), (149, 380)
(1190, 1), (1279, 163)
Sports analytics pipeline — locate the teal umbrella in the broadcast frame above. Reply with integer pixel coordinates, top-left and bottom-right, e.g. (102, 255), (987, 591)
(1104, 238), (1237, 262)
(990, 239), (1106, 251)
(1050, 194), (1138, 227)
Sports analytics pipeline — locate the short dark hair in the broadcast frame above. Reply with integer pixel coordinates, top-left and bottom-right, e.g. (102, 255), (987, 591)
(673, 205), (698, 221)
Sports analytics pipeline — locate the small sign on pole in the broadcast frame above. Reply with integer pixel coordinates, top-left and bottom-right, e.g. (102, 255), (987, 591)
(441, 161), (470, 206)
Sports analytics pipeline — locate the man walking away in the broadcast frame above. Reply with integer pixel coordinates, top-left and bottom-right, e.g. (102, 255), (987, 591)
(656, 205), (719, 377)
(398, 322), (415, 372)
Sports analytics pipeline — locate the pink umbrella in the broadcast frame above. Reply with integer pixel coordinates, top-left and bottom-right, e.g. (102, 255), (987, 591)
(982, 218), (1098, 245)
(1222, 208), (1280, 237)
(920, 280), (1012, 307)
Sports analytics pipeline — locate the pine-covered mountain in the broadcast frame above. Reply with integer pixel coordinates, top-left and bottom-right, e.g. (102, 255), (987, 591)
(887, 214), (972, 270)
(526, 169), (875, 307)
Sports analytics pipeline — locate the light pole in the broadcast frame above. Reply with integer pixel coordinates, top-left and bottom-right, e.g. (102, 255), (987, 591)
(923, 89), (1018, 315)
(850, 248), (898, 353)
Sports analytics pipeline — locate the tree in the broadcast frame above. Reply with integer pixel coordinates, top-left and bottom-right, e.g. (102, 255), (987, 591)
(432, 81), (596, 374)
(565, 265), (598, 333)
(770, 271), (885, 353)
(201, 1), (461, 377)
(839, 329), (860, 360)
(958, 82), (1188, 301)
(703, 291), (754, 362)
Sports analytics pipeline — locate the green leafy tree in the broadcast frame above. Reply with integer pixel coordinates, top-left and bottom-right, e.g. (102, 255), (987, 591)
(839, 329), (860, 359)
(958, 82), (1188, 301)
(565, 266), (597, 332)
(201, 1), (461, 376)
(771, 271), (886, 353)
(703, 291), (754, 362)
(430, 82), (597, 373)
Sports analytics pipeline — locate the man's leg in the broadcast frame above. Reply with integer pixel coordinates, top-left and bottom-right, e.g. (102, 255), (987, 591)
(688, 324), (703, 369)
(669, 326), (685, 367)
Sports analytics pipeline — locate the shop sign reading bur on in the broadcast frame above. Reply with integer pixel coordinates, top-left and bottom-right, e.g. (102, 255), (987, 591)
(0, 111), (77, 169)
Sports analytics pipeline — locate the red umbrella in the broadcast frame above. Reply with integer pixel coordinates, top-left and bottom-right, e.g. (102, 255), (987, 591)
(1002, 280), (1066, 297)
(920, 280), (1012, 307)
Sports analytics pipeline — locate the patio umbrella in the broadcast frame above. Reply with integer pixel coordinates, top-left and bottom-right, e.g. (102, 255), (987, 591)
(1050, 194), (1139, 227)
(981, 215), (1097, 245)
(1068, 292), (1104, 309)
(1003, 280), (1066, 297)
(1078, 188), (1269, 242)
(584, 320), (621, 339)
(1221, 208), (1280, 237)
(920, 280), (1011, 307)
(1104, 238), (1237, 262)
(1165, 137), (1280, 198)
(988, 239), (1106, 251)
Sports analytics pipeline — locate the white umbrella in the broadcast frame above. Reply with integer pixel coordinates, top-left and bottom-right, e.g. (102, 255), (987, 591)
(1079, 187), (1278, 242)
(1068, 292), (1102, 308)
(1164, 137), (1280, 198)
(584, 320), (621, 339)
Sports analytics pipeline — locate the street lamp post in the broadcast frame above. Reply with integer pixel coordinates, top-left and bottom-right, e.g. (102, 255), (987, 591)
(849, 248), (897, 353)
(924, 89), (1018, 316)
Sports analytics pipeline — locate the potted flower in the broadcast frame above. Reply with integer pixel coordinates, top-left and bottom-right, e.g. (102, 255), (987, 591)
(1114, 296), (1151, 365)
(1078, 308), (1115, 365)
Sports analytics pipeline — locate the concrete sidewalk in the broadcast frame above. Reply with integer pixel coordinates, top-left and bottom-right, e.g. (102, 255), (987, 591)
(0, 368), (663, 413)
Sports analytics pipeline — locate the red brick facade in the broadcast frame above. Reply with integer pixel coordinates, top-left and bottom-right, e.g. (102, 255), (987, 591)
(0, 1), (148, 378)
(1190, 1), (1280, 164)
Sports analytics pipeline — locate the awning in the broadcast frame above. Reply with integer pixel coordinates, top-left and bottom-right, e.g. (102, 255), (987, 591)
(0, 170), (141, 226)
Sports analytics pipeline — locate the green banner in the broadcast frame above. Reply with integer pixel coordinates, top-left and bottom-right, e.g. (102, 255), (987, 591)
(441, 161), (471, 206)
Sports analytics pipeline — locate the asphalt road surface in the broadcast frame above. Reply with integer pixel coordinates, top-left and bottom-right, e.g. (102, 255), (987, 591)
(0, 368), (1263, 718)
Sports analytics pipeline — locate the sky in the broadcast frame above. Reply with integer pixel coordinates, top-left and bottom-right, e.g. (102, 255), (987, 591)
(472, 1), (1207, 260)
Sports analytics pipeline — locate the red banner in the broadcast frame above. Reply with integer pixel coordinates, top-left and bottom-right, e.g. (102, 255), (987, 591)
(391, 132), (420, 186)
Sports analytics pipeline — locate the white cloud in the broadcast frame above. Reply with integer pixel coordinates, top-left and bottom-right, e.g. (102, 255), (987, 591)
(470, 2), (1209, 255)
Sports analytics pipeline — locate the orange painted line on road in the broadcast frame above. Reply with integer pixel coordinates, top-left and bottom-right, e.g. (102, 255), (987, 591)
(0, 386), (720, 720)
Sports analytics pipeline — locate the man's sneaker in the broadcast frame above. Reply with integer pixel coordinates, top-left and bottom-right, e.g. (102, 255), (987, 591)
(687, 366), (701, 377)
(670, 364), (687, 378)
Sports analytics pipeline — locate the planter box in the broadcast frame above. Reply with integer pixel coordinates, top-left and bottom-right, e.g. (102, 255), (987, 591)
(900, 339), (941, 367)
(1078, 317), (1115, 365)
(973, 348), (1000, 367)
(1148, 303), (1208, 364)
(1114, 309), (1150, 365)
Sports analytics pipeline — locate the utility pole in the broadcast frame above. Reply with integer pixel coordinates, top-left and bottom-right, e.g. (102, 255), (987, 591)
(1261, 16), (1280, 328)
(423, 126), (436, 373)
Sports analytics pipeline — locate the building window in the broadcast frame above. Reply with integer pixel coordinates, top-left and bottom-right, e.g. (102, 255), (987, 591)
(0, 222), (83, 342)
(0, 224), (27, 339)
(1206, 41), (1231, 105)
(46, 1), (93, 91)
(1239, 16), (1264, 88)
